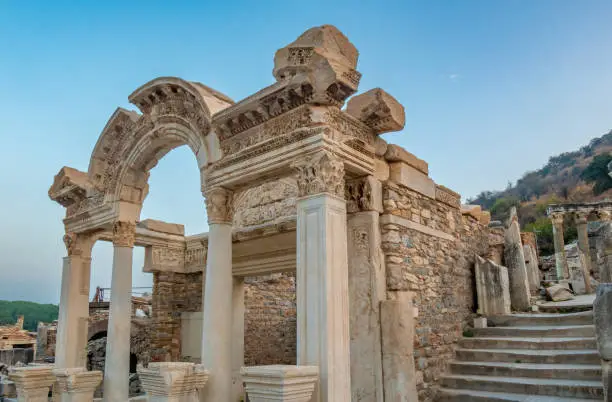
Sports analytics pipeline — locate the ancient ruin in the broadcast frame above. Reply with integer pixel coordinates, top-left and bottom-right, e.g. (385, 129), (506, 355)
(14, 24), (599, 402)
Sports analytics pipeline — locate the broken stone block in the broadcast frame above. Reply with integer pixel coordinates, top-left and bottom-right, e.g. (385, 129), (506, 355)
(273, 25), (360, 105)
(241, 365), (319, 402)
(475, 256), (511, 316)
(383, 144), (428, 174)
(595, 284), (612, 360)
(546, 284), (575, 302)
(474, 317), (487, 329)
(388, 162), (435, 199)
(346, 88), (405, 134)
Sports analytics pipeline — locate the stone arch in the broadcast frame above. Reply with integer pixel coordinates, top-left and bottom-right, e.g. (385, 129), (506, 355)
(88, 319), (109, 341)
(87, 77), (234, 222)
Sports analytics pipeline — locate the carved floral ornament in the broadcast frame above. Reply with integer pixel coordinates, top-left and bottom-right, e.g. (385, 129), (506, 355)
(113, 221), (136, 248)
(205, 187), (234, 224)
(291, 151), (345, 198)
(63, 232), (95, 257)
(550, 212), (565, 225)
(345, 177), (375, 213)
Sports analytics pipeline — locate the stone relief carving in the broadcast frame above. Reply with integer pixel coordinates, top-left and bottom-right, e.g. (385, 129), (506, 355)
(185, 248), (207, 268)
(292, 151), (345, 197)
(233, 178), (298, 228)
(345, 177), (375, 213)
(152, 247), (185, 268)
(113, 221), (136, 248)
(205, 187), (234, 224)
(435, 185), (461, 209)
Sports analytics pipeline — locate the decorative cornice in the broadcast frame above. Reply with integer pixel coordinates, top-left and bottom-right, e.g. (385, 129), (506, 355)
(292, 151), (344, 198)
(205, 187), (234, 224)
(113, 221), (136, 248)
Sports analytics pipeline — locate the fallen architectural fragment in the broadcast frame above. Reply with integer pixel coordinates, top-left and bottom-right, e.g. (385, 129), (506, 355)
(594, 284), (612, 401)
(503, 208), (531, 310)
(475, 255), (511, 316)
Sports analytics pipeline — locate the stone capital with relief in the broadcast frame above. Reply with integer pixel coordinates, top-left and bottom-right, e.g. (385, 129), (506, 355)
(9, 366), (55, 401)
(63, 232), (94, 257)
(550, 212), (565, 226)
(345, 175), (382, 213)
(575, 211), (589, 225)
(53, 368), (103, 395)
(112, 221), (136, 248)
(205, 187), (234, 224)
(292, 150), (345, 198)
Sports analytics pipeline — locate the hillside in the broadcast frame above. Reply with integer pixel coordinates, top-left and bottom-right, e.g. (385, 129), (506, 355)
(0, 300), (59, 331)
(469, 130), (612, 255)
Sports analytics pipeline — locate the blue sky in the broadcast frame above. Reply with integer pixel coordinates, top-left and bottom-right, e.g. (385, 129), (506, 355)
(1, 1), (611, 304)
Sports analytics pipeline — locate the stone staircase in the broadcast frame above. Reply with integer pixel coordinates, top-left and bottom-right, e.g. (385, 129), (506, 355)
(437, 310), (604, 401)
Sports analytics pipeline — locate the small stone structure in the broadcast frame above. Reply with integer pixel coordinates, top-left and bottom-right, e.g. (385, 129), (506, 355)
(137, 362), (209, 402)
(0, 317), (37, 366)
(241, 365), (318, 402)
(47, 25), (494, 402)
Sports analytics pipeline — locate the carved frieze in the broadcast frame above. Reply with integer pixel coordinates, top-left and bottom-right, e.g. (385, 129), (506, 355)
(324, 107), (376, 146)
(185, 247), (207, 269)
(292, 151), (345, 198)
(233, 178), (298, 228)
(113, 221), (136, 248)
(205, 187), (234, 224)
(152, 247), (185, 267)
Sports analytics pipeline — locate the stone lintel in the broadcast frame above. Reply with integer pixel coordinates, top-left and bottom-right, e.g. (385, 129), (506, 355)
(388, 162), (436, 199)
(138, 219), (185, 236)
(384, 144), (428, 175)
(380, 214), (456, 242)
(241, 365), (319, 402)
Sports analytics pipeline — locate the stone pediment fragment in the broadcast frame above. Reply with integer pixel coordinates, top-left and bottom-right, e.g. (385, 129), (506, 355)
(48, 166), (92, 207)
(346, 88), (405, 135)
(274, 25), (361, 105)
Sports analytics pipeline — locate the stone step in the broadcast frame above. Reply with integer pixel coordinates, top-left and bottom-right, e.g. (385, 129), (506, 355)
(487, 311), (593, 327)
(455, 349), (600, 365)
(449, 361), (601, 380)
(458, 337), (596, 350)
(437, 387), (601, 402)
(440, 374), (603, 399)
(473, 325), (595, 338)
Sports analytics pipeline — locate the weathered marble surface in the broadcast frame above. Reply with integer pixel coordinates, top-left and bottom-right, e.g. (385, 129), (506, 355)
(504, 208), (531, 311)
(475, 256), (511, 316)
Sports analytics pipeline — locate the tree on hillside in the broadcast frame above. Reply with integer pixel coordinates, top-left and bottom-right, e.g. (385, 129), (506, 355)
(581, 153), (612, 195)
(0, 301), (59, 331)
(490, 196), (521, 222)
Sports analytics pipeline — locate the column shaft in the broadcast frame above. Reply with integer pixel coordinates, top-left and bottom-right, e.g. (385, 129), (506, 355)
(347, 211), (384, 402)
(103, 222), (135, 402)
(576, 216), (594, 293)
(56, 235), (92, 369)
(200, 223), (233, 402)
(296, 194), (351, 402)
(551, 216), (570, 279)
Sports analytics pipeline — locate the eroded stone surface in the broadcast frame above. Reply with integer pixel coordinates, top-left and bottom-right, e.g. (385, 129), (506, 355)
(504, 208), (531, 311)
(475, 256), (511, 316)
(346, 88), (405, 134)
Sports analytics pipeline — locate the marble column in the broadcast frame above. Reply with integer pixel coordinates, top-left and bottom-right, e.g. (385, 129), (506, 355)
(576, 212), (594, 293)
(293, 151), (352, 402)
(103, 221), (136, 402)
(551, 213), (570, 280)
(56, 233), (94, 370)
(345, 176), (384, 402)
(201, 187), (234, 402)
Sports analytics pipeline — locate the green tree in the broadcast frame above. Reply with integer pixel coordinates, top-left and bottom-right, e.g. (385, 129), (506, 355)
(0, 301), (59, 331)
(490, 196), (521, 222)
(581, 153), (612, 195)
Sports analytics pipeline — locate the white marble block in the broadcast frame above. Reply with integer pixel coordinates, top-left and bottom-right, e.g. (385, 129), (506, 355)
(241, 365), (319, 402)
(9, 366), (55, 402)
(137, 362), (209, 402)
(53, 368), (103, 402)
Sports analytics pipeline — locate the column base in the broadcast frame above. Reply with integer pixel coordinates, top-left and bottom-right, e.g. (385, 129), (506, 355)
(54, 368), (103, 402)
(9, 366), (55, 402)
(241, 365), (319, 402)
(138, 362), (209, 402)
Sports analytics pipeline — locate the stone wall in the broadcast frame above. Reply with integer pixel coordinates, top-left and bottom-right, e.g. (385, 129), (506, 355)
(151, 271), (202, 361)
(244, 273), (296, 366)
(152, 270), (297, 365)
(381, 181), (489, 401)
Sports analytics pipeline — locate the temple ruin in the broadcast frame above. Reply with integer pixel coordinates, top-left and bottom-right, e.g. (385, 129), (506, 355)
(6, 24), (596, 402)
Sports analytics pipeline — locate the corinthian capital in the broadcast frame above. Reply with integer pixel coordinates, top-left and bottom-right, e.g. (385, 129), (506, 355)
(205, 187), (233, 224)
(113, 221), (136, 248)
(550, 212), (565, 225)
(292, 151), (345, 198)
(63, 232), (94, 257)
